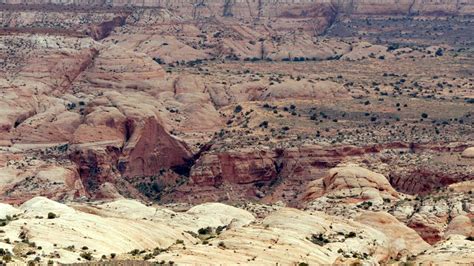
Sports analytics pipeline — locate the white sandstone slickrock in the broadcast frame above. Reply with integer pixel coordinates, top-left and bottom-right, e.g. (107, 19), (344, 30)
(0, 196), (473, 264)
(0, 203), (19, 220)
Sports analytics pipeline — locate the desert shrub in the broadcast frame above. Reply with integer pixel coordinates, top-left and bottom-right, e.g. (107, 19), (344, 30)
(25, 250), (36, 256)
(387, 43), (399, 51)
(218, 241), (226, 248)
(80, 252), (93, 261)
(310, 234), (329, 246)
(130, 249), (140, 256)
(216, 225), (226, 234)
(347, 232), (357, 238)
(2, 254), (12, 263)
(198, 227), (212, 235)
(234, 105), (243, 113)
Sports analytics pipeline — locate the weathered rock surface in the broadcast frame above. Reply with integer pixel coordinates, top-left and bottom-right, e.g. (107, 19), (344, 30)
(0, 197), (445, 264)
(355, 211), (431, 258)
(0, 3), (472, 265)
(391, 182), (474, 244)
(413, 235), (474, 265)
(445, 215), (474, 239)
(303, 165), (400, 203)
(462, 147), (474, 158)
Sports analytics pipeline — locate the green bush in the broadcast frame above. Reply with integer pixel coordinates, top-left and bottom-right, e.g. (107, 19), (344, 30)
(198, 227), (212, 235)
(234, 105), (243, 113)
(80, 252), (93, 261)
(310, 233), (329, 246)
(347, 232), (357, 238)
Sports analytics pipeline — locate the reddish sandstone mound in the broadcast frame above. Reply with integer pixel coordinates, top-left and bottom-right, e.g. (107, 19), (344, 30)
(303, 165), (400, 203)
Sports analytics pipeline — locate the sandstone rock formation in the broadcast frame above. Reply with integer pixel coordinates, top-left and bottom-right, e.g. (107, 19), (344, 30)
(414, 235), (474, 265)
(355, 211), (431, 259)
(0, 1), (473, 265)
(462, 147), (474, 158)
(1, 197), (473, 264)
(303, 165), (400, 203)
(0, 198), (415, 263)
(390, 183), (474, 244)
(445, 215), (474, 239)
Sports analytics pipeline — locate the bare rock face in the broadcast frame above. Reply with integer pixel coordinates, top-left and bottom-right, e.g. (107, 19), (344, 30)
(0, 203), (19, 219)
(9, 197), (474, 265)
(413, 235), (474, 265)
(445, 215), (474, 239)
(184, 144), (383, 203)
(119, 116), (192, 178)
(0, 3), (472, 265)
(303, 165), (400, 203)
(65, 47), (194, 194)
(387, 144), (473, 195)
(391, 182), (474, 245)
(0, 155), (87, 204)
(3, 197), (474, 264)
(85, 16), (127, 41)
(355, 211), (431, 259)
(190, 148), (278, 187)
(0, 33), (196, 201)
(462, 147), (474, 158)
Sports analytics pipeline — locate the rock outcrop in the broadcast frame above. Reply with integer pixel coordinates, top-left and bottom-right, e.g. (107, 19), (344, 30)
(0, 2), (472, 264)
(0, 197), (448, 264)
(413, 235), (474, 265)
(303, 165), (400, 203)
(0, 34), (196, 201)
(462, 147), (474, 158)
(391, 182), (474, 244)
(355, 211), (431, 258)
